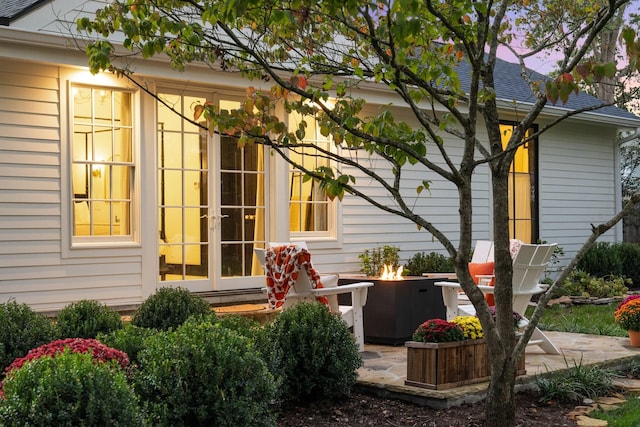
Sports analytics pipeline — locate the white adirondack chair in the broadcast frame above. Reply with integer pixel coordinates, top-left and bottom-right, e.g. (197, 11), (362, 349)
(456, 240), (495, 305)
(254, 242), (373, 351)
(471, 240), (494, 263)
(436, 243), (560, 354)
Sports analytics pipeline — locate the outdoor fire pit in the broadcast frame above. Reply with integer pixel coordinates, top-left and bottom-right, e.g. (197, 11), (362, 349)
(339, 274), (447, 345)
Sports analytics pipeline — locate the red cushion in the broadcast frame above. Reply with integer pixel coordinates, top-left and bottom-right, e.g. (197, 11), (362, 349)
(468, 262), (495, 306)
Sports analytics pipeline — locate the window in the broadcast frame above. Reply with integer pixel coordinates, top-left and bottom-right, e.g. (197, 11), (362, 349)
(288, 111), (334, 236)
(71, 86), (133, 239)
(500, 123), (538, 243)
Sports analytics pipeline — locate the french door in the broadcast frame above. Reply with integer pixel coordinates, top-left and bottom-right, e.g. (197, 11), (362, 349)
(157, 93), (266, 291)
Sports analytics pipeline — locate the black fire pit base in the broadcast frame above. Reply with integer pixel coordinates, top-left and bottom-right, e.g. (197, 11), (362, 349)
(339, 275), (447, 345)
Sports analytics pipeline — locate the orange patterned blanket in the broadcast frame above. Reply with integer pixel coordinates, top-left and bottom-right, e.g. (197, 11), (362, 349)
(264, 245), (330, 310)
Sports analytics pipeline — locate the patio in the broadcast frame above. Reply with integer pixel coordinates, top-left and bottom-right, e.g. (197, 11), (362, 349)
(355, 331), (640, 409)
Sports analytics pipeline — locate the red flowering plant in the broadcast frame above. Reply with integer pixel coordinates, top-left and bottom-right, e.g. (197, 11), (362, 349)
(615, 298), (640, 332)
(617, 294), (640, 311)
(412, 318), (465, 343)
(3, 338), (129, 376)
(1, 338), (129, 400)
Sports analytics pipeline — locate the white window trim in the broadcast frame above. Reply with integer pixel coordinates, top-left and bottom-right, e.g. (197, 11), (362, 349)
(61, 69), (141, 259)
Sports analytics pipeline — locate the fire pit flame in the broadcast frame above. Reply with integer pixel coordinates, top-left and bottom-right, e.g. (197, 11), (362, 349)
(380, 264), (404, 280)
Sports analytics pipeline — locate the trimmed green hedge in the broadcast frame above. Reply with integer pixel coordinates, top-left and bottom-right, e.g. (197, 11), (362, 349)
(578, 242), (640, 287)
(258, 302), (362, 404)
(134, 318), (277, 426)
(0, 351), (143, 426)
(0, 301), (57, 372)
(131, 287), (213, 331)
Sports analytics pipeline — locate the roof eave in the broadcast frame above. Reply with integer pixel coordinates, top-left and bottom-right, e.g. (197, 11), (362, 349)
(496, 99), (640, 128)
(0, 0), (51, 26)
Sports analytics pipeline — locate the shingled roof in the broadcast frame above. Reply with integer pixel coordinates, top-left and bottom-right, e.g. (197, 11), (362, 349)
(0, 0), (48, 26)
(486, 58), (638, 122)
(0, 1), (638, 124)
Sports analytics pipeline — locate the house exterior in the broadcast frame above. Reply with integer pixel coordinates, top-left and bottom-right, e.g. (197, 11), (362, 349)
(1, 1), (639, 312)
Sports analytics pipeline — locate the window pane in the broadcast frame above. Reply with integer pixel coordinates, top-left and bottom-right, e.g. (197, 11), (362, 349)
(221, 208), (242, 241)
(72, 126), (91, 161)
(73, 201), (90, 236)
(158, 94), (182, 131)
(94, 90), (113, 125)
(244, 207), (256, 240)
(184, 208), (202, 243)
(221, 137), (241, 170)
(115, 129), (132, 162)
(221, 243), (243, 277)
(72, 164), (88, 198)
(184, 133), (203, 168)
(184, 171), (203, 206)
(91, 201), (109, 235)
(184, 96), (205, 133)
(73, 87), (92, 122)
(163, 207), (183, 243)
(111, 166), (130, 200)
(114, 92), (131, 126)
(221, 172), (242, 205)
(244, 173), (258, 206)
(162, 170), (183, 206)
(113, 201), (129, 235)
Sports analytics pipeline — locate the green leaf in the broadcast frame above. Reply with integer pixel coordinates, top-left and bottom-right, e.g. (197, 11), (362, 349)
(603, 62), (617, 79)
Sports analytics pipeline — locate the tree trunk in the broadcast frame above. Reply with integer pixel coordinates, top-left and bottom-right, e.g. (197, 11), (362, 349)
(484, 358), (517, 426)
(483, 139), (520, 426)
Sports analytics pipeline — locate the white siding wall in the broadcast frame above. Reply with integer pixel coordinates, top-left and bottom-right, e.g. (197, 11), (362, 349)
(0, 57), (625, 308)
(309, 108), (492, 273)
(538, 119), (619, 267)
(0, 59), (143, 312)
(310, 113), (621, 276)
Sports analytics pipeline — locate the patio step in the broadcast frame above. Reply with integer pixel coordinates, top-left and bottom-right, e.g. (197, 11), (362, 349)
(212, 302), (280, 324)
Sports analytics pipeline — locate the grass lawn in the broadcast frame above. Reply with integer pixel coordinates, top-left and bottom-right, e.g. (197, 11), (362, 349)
(591, 394), (640, 427)
(527, 302), (628, 337)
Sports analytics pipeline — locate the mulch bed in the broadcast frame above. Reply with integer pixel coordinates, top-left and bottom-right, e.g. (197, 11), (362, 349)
(277, 391), (579, 426)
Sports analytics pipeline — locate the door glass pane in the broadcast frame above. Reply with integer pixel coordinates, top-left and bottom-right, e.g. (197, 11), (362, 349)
(158, 93), (208, 281)
(221, 243), (243, 276)
(221, 172), (242, 205)
(220, 134), (265, 277)
(221, 207), (242, 241)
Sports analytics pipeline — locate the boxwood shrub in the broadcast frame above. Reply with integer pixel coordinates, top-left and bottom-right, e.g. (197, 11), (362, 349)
(56, 299), (123, 339)
(577, 242), (640, 287)
(404, 251), (454, 275)
(213, 314), (263, 340)
(259, 302), (362, 403)
(97, 324), (157, 366)
(134, 317), (277, 426)
(0, 351), (144, 426)
(0, 301), (57, 372)
(131, 287), (213, 331)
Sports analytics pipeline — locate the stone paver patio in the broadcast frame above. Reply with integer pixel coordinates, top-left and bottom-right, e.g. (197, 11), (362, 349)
(356, 331), (640, 408)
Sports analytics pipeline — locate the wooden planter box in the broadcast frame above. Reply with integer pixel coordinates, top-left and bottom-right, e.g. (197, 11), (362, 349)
(405, 340), (526, 390)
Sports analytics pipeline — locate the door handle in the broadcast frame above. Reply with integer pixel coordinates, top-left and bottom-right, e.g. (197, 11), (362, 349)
(203, 213), (229, 228)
